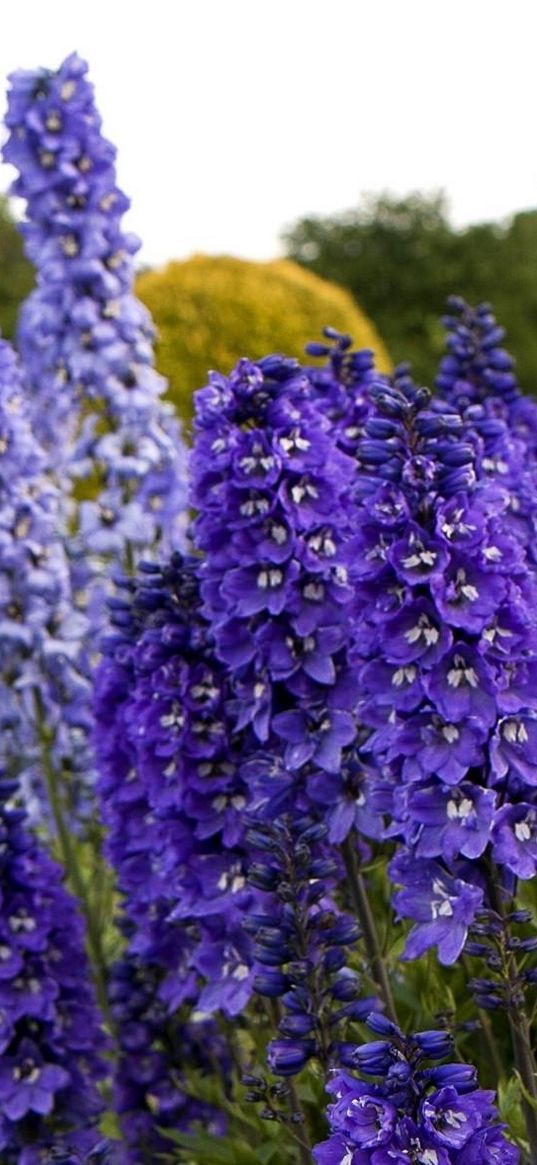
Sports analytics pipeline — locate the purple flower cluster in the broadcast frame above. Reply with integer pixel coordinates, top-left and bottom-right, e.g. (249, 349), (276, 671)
(108, 955), (228, 1162)
(3, 51), (188, 587)
(191, 354), (362, 826)
(0, 773), (107, 1162)
(95, 552), (259, 1148)
(0, 335), (91, 810)
(313, 1014), (519, 1164)
(96, 554), (256, 1012)
(348, 371), (537, 962)
(437, 297), (537, 557)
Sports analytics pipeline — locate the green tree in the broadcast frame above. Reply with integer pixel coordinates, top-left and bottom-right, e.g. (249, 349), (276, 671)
(0, 195), (34, 340)
(284, 193), (537, 392)
(284, 192), (457, 387)
(458, 211), (537, 393)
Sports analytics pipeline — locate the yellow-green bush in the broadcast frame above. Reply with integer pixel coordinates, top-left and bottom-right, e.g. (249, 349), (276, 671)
(136, 255), (390, 428)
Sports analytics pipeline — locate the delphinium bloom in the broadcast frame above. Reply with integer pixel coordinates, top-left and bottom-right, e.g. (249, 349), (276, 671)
(437, 298), (537, 559)
(190, 353), (359, 810)
(313, 1014), (519, 1164)
(107, 955), (228, 1162)
(0, 772), (108, 1162)
(347, 372), (537, 964)
(3, 52), (188, 606)
(304, 328), (380, 458)
(245, 815), (378, 1079)
(190, 350), (397, 1024)
(0, 336), (91, 811)
(94, 553), (258, 1153)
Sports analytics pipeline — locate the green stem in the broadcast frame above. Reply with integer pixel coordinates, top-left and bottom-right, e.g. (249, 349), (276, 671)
(287, 1078), (313, 1165)
(34, 690), (111, 1023)
(486, 865), (537, 1163)
(341, 835), (398, 1024)
(510, 1008), (537, 1164)
(461, 954), (504, 1086)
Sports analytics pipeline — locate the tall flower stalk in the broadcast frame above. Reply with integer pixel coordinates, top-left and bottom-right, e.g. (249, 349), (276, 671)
(0, 336), (92, 811)
(94, 553), (259, 1155)
(4, 52), (188, 628)
(341, 358), (537, 1156)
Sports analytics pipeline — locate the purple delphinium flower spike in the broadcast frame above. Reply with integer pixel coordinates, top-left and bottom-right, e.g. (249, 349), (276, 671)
(191, 354), (356, 746)
(347, 371), (537, 962)
(0, 773), (107, 1159)
(107, 955), (228, 1162)
(4, 52), (188, 606)
(313, 1014), (519, 1163)
(190, 351), (382, 840)
(437, 297), (537, 561)
(0, 336), (92, 811)
(94, 553), (258, 1150)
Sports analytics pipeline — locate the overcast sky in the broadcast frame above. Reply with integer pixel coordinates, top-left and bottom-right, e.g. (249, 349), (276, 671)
(1, 0), (536, 268)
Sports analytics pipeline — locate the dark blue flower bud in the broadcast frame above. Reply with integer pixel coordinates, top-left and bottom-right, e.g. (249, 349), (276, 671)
(423, 1062), (478, 1091)
(253, 971), (290, 997)
(267, 1038), (316, 1076)
(366, 1013), (403, 1039)
(279, 1013), (316, 1037)
(413, 1030), (453, 1059)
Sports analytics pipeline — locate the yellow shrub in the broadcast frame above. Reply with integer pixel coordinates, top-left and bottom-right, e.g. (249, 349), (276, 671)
(136, 255), (390, 428)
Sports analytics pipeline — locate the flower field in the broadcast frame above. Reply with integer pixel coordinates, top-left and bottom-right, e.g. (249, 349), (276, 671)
(1, 50), (537, 1165)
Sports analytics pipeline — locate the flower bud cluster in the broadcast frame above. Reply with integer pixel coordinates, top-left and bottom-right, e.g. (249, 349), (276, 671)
(313, 1013), (519, 1164)
(305, 327), (379, 457)
(465, 907), (537, 1012)
(246, 816), (377, 1078)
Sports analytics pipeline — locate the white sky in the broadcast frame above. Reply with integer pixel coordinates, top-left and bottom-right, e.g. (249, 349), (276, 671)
(1, 0), (537, 268)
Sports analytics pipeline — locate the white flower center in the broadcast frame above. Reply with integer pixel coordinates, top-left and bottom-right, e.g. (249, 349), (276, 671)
(402, 548), (437, 569)
(240, 496), (270, 517)
(447, 797), (473, 820)
(443, 1109), (467, 1129)
(392, 666), (417, 687)
(257, 568), (283, 590)
(431, 880), (454, 919)
(280, 429), (310, 453)
(404, 614), (439, 646)
(454, 569), (479, 601)
(502, 719), (529, 744)
(447, 657), (478, 688)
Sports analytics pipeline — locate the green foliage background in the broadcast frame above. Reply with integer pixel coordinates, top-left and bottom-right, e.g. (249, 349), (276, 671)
(284, 191), (537, 392)
(135, 254), (391, 427)
(0, 195), (34, 339)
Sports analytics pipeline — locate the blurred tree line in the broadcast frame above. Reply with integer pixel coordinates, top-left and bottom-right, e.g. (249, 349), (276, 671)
(4, 188), (537, 398)
(283, 191), (537, 390)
